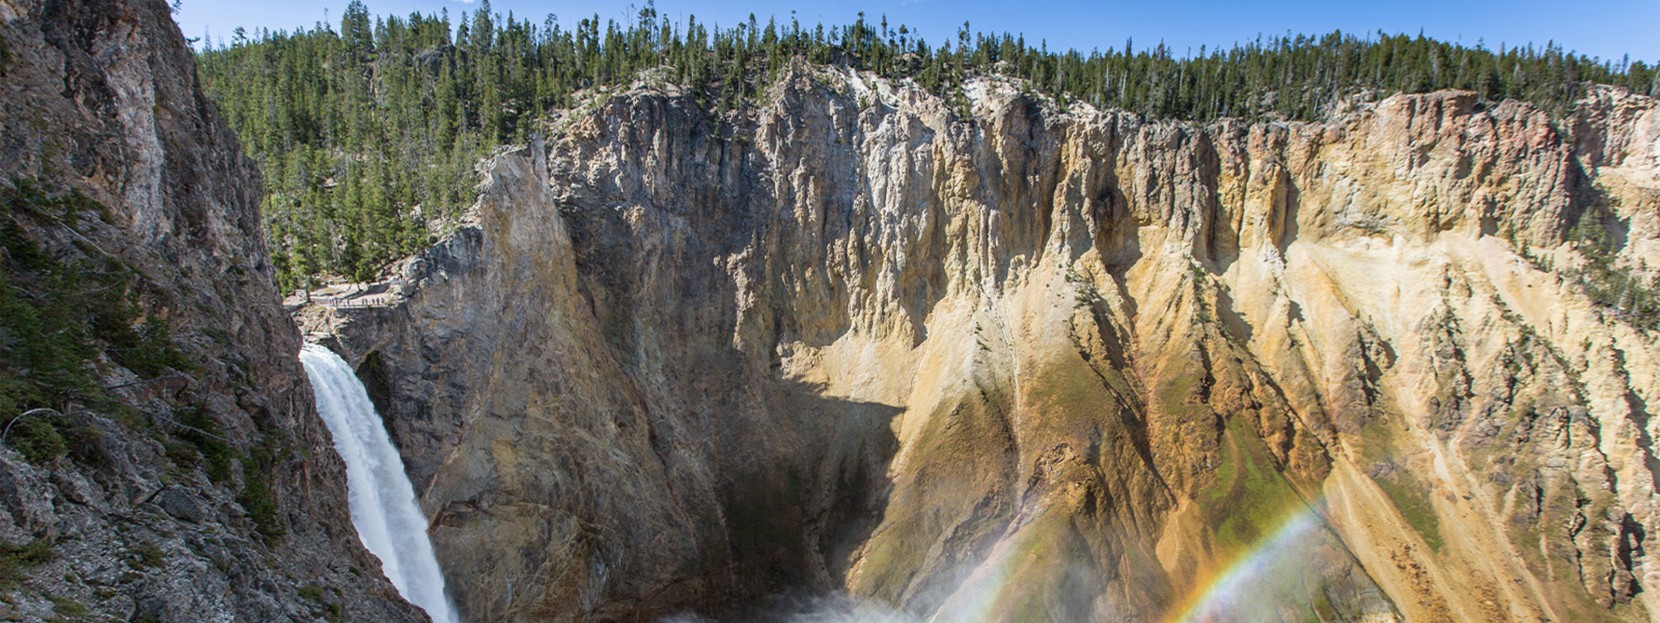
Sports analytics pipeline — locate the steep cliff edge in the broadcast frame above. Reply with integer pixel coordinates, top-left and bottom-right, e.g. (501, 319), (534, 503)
(0, 0), (421, 620)
(309, 66), (1660, 621)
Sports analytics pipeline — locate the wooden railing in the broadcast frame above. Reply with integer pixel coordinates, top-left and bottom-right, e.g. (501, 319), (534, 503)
(315, 294), (397, 308)
(300, 277), (410, 309)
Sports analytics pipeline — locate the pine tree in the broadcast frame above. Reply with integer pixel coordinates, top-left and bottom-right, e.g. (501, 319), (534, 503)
(195, 4), (1658, 290)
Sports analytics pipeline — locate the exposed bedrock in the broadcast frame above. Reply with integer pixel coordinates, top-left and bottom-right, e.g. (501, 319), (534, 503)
(310, 67), (1660, 622)
(0, 0), (423, 620)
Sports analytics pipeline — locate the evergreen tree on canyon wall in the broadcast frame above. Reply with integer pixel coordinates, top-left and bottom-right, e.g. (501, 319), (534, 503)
(194, 0), (1660, 290)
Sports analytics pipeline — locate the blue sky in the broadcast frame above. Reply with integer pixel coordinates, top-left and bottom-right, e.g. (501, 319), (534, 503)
(175, 0), (1659, 62)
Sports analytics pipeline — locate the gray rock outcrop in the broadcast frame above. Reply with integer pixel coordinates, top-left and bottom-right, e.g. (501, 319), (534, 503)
(0, 0), (424, 620)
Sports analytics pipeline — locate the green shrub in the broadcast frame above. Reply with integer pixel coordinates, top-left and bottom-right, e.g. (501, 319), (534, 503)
(1567, 211), (1660, 331)
(48, 595), (88, 617)
(297, 585), (327, 603)
(0, 32), (12, 75)
(238, 472), (283, 542)
(130, 543), (165, 569)
(3, 408), (108, 467)
(1, 181), (191, 432)
(237, 427), (291, 542)
(0, 539), (54, 589)
(1372, 468), (1445, 551)
(163, 440), (200, 468)
(302, 585), (345, 622)
(178, 407), (234, 483)
(60, 419), (106, 468)
(7, 414), (66, 463)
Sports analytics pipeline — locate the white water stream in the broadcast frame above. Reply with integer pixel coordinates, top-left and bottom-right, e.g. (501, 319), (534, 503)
(301, 344), (460, 623)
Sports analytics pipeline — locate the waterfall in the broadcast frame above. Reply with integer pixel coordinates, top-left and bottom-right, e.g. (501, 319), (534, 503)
(300, 344), (461, 623)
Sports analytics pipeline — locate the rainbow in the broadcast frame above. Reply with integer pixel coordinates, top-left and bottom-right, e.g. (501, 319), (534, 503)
(900, 494), (1347, 622)
(1166, 498), (1333, 623)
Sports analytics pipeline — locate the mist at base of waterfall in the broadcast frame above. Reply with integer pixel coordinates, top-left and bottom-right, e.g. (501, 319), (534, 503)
(659, 591), (919, 623)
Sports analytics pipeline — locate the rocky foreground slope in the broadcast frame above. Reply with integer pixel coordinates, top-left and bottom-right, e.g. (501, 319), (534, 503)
(306, 65), (1660, 621)
(0, 0), (421, 620)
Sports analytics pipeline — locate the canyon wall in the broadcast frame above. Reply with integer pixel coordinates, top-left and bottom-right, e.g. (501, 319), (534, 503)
(0, 0), (422, 620)
(312, 66), (1660, 621)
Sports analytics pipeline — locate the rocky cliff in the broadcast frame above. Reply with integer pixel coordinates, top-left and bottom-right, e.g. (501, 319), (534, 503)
(308, 66), (1660, 621)
(0, 0), (421, 620)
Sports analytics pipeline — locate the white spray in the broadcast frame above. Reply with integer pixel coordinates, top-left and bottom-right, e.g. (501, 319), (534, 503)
(301, 344), (461, 623)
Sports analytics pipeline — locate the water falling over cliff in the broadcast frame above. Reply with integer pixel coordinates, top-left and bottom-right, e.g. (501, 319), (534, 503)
(301, 344), (461, 623)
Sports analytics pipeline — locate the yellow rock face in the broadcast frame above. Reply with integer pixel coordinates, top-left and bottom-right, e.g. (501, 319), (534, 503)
(315, 69), (1660, 621)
